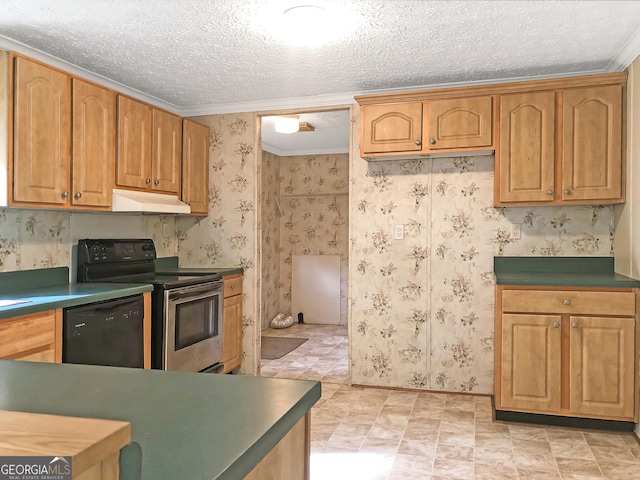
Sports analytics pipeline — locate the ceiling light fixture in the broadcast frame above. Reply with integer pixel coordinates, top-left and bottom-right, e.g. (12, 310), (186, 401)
(252, 3), (362, 47)
(274, 115), (300, 134)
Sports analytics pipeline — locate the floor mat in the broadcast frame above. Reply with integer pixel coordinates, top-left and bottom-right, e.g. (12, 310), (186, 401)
(261, 336), (308, 360)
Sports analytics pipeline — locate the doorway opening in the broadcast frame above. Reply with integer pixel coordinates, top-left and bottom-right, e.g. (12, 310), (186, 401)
(258, 108), (350, 384)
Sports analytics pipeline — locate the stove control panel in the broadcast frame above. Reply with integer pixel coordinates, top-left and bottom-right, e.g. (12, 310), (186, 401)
(78, 239), (157, 264)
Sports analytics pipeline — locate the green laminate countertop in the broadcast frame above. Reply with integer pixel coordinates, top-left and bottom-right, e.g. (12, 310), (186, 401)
(0, 267), (153, 319)
(0, 361), (320, 480)
(154, 257), (243, 277)
(494, 257), (640, 288)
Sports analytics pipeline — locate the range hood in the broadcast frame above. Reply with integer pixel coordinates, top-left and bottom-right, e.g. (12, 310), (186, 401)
(112, 188), (191, 214)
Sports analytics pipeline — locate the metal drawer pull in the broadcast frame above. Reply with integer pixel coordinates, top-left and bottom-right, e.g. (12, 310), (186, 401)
(563, 299), (570, 305)
(415, 139), (421, 146)
(572, 322), (578, 328)
(546, 189), (554, 196)
(552, 322), (560, 328)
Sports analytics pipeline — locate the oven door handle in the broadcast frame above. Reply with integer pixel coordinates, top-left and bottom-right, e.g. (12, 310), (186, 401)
(168, 286), (222, 303)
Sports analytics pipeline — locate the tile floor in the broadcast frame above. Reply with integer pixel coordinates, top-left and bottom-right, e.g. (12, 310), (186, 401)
(260, 325), (640, 479)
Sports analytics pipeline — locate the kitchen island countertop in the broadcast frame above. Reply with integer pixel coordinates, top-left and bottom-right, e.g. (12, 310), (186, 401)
(0, 360), (320, 480)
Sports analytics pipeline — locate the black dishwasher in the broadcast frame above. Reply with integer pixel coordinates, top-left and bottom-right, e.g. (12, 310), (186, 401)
(63, 294), (144, 368)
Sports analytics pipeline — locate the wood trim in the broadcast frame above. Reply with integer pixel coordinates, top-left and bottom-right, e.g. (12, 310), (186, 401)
(494, 285), (503, 407)
(0, 410), (129, 479)
(54, 308), (63, 363)
(143, 291), (151, 369)
(561, 315), (570, 411)
(499, 285), (635, 293)
(243, 414), (309, 480)
(633, 288), (640, 422)
(355, 72), (628, 105)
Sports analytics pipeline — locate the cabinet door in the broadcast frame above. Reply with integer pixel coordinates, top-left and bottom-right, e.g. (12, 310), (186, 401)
(562, 85), (623, 202)
(152, 109), (182, 194)
(569, 316), (635, 419)
(182, 119), (209, 215)
(71, 79), (115, 207)
(12, 56), (70, 205)
(427, 96), (492, 149)
(497, 91), (556, 203)
(361, 102), (423, 154)
(116, 96), (151, 189)
(0, 310), (57, 362)
(500, 313), (561, 412)
(222, 294), (243, 373)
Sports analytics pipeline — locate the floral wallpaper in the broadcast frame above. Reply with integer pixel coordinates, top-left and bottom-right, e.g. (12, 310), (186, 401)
(0, 209), (176, 274)
(348, 106), (614, 394)
(176, 113), (259, 375)
(261, 150), (280, 329)
(278, 153), (349, 325)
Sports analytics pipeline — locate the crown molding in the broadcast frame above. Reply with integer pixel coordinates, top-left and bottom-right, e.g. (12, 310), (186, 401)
(179, 93), (358, 117)
(607, 23), (640, 72)
(261, 142), (349, 157)
(179, 69), (608, 117)
(0, 35), (181, 114)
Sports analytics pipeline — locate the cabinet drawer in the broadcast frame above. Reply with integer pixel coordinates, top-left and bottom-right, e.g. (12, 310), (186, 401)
(224, 275), (243, 298)
(0, 310), (56, 359)
(502, 290), (635, 316)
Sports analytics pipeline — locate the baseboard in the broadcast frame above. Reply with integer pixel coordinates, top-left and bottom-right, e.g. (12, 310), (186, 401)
(495, 409), (636, 432)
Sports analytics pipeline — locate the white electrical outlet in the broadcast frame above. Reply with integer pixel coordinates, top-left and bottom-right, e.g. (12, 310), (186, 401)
(394, 224), (404, 240)
(511, 223), (521, 240)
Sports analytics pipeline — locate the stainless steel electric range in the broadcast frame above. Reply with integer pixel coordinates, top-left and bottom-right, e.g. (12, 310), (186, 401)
(76, 238), (224, 373)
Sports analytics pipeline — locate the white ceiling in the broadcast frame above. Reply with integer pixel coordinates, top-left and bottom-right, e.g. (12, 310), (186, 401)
(1, 0), (640, 155)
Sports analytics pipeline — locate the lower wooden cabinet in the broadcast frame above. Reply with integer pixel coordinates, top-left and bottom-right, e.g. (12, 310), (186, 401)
(496, 286), (637, 421)
(222, 274), (243, 373)
(0, 309), (62, 363)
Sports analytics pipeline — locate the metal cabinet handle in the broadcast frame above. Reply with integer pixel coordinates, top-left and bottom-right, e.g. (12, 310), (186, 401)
(564, 189), (571, 195)
(415, 139), (421, 146)
(572, 322), (579, 328)
(61, 191), (69, 199)
(154, 179), (160, 185)
(146, 178), (151, 184)
(563, 299), (570, 305)
(546, 190), (554, 196)
(552, 322), (560, 328)
(230, 284), (235, 290)
(74, 192), (82, 199)
(430, 138), (436, 145)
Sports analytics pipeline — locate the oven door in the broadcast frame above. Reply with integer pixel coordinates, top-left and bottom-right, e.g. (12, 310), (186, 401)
(163, 281), (224, 372)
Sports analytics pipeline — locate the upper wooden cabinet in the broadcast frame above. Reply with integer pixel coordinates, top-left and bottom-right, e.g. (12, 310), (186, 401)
(361, 102), (423, 154)
(71, 78), (115, 208)
(152, 109), (182, 194)
(12, 55), (70, 206)
(116, 96), (152, 190)
(562, 85), (623, 202)
(498, 91), (556, 203)
(360, 96), (493, 157)
(116, 96), (181, 195)
(427, 96), (493, 149)
(10, 55), (114, 210)
(496, 83), (624, 206)
(182, 119), (210, 216)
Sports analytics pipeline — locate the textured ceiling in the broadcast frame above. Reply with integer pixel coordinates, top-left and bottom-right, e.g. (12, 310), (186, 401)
(1, 0), (640, 154)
